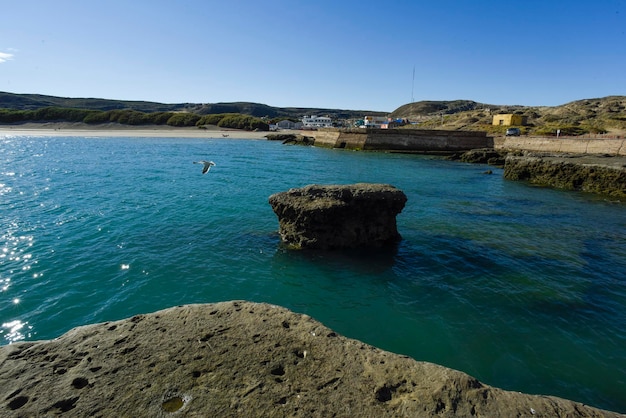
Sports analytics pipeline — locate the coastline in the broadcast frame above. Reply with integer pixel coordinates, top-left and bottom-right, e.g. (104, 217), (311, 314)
(4, 124), (624, 197)
(0, 122), (272, 139)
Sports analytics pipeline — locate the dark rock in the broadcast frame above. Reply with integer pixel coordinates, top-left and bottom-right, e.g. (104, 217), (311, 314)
(283, 134), (315, 146)
(0, 301), (620, 417)
(448, 148), (507, 166)
(266, 133), (297, 141)
(504, 153), (626, 198)
(268, 183), (407, 249)
(265, 133), (315, 145)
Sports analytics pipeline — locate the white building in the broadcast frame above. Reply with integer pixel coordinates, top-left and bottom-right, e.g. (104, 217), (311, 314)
(362, 116), (390, 128)
(302, 115), (332, 128)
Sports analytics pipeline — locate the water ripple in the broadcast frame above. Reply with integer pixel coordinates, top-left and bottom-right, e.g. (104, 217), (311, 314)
(0, 136), (625, 412)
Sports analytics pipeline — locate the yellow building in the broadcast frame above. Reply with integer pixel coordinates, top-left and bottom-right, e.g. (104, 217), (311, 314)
(492, 114), (526, 126)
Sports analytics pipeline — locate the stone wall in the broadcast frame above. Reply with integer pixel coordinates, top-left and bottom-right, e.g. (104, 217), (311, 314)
(495, 136), (626, 156)
(310, 128), (492, 152)
(310, 130), (626, 156)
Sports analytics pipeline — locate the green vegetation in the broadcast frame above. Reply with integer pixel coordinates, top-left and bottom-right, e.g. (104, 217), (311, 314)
(166, 112), (201, 127)
(0, 106), (269, 131)
(198, 113), (269, 131)
(196, 113), (269, 131)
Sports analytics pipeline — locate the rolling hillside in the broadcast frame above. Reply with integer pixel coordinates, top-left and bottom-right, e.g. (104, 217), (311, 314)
(1, 91), (624, 136)
(0, 92), (384, 120)
(390, 96), (626, 136)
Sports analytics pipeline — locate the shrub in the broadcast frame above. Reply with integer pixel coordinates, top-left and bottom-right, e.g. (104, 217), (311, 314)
(147, 112), (174, 125)
(196, 113), (269, 131)
(0, 109), (29, 123)
(83, 111), (111, 124)
(166, 113), (200, 127)
(216, 114), (269, 131)
(31, 107), (94, 122)
(116, 110), (149, 125)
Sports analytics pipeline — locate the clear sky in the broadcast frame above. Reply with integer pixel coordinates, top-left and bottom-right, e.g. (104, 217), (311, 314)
(1, 0), (624, 112)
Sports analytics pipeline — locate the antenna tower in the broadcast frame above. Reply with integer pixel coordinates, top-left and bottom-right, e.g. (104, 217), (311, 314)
(411, 66), (415, 103)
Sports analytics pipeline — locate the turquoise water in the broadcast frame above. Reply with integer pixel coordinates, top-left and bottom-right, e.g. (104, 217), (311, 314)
(1, 135), (625, 412)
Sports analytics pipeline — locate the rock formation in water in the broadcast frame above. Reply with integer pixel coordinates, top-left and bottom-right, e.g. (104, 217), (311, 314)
(504, 153), (626, 198)
(268, 183), (407, 249)
(0, 301), (620, 417)
(265, 133), (315, 145)
(448, 148), (508, 166)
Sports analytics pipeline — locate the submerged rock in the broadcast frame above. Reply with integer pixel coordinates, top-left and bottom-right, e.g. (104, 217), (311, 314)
(268, 183), (407, 249)
(0, 301), (620, 417)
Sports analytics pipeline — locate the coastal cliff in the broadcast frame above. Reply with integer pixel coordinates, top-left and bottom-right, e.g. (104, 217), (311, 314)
(0, 301), (622, 417)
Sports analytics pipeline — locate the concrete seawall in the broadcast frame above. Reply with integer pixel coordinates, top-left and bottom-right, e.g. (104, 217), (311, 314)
(298, 129), (626, 197)
(495, 136), (626, 156)
(308, 129), (626, 156)
(310, 128), (493, 152)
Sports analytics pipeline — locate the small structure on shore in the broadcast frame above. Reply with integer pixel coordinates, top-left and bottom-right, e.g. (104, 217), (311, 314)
(268, 183), (407, 249)
(492, 113), (527, 126)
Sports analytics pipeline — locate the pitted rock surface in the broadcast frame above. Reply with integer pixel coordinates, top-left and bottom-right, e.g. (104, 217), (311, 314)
(0, 301), (621, 417)
(269, 183), (407, 249)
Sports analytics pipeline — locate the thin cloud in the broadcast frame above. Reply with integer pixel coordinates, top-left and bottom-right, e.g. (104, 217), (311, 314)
(0, 51), (15, 63)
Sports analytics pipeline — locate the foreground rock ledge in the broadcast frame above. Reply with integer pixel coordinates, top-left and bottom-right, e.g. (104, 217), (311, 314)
(269, 183), (407, 249)
(0, 302), (620, 417)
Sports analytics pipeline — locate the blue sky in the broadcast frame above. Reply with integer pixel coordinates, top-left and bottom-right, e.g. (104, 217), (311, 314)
(1, 0), (624, 111)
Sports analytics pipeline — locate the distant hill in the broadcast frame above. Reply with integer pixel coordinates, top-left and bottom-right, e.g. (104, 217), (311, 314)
(390, 96), (626, 136)
(2, 92), (624, 136)
(0, 92), (385, 120)
(0, 92), (186, 113)
(391, 100), (488, 119)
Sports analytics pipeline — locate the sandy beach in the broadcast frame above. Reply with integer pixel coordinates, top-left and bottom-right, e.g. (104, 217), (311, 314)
(0, 122), (273, 139)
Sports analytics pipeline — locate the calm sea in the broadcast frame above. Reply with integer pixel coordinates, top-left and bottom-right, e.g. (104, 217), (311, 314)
(1, 135), (625, 412)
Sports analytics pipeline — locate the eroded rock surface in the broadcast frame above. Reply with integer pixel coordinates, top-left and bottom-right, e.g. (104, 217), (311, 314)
(0, 301), (621, 417)
(504, 153), (626, 197)
(268, 183), (407, 249)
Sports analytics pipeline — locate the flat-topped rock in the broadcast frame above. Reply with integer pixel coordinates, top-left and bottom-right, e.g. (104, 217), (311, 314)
(0, 301), (620, 417)
(268, 183), (407, 249)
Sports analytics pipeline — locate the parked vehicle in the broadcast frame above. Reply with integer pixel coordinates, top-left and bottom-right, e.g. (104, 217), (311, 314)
(505, 128), (521, 136)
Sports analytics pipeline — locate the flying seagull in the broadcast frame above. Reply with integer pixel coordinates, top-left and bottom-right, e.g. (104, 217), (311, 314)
(193, 160), (216, 174)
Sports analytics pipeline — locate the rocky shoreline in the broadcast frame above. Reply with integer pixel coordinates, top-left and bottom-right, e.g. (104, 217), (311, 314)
(503, 153), (626, 198)
(1, 301), (622, 417)
(4, 126), (624, 198)
(448, 149), (626, 198)
(274, 131), (626, 198)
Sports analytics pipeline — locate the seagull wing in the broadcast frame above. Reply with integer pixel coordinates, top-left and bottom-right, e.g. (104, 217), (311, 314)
(193, 160), (215, 174)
